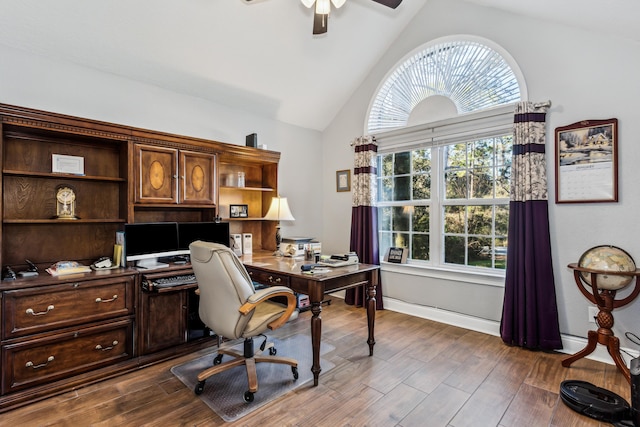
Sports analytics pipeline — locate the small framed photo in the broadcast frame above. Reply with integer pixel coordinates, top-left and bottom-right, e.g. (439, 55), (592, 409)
(336, 169), (351, 192)
(230, 204), (249, 218)
(52, 154), (85, 175)
(555, 118), (618, 203)
(384, 247), (408, 264)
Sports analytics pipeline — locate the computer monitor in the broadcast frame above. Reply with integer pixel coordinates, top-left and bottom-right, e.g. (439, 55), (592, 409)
(178, 222), (230, 250)
(124, 222), (185, 269)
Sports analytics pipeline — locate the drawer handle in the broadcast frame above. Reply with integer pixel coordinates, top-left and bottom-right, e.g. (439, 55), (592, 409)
(25, 356), (54, 369)
(95, 340), (119, 351)
(95, 295), (118, 303)
(267, 276), (281, 283)
(26, 305), (55, 316)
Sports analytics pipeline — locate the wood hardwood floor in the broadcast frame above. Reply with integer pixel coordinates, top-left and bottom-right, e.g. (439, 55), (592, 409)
(2, 297), (632, 426)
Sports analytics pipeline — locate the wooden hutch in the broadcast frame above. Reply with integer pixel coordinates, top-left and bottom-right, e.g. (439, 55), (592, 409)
(0, 103), (280, 411)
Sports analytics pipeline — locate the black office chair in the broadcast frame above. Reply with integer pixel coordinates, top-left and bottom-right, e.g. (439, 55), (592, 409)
(189, 240), (299, 402)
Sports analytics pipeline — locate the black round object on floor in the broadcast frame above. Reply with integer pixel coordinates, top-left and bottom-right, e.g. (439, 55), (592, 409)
(560, 380), (631, 423)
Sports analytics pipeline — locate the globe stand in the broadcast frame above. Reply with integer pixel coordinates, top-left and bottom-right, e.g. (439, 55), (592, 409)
(562, 264), (640, 384)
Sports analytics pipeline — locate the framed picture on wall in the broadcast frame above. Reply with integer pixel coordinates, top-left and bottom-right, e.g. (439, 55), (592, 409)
(555, 118), (618, 203)
(336, 169), (351, 192)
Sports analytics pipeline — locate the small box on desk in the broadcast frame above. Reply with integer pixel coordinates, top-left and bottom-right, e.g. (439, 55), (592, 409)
(242, 233), (252, 255)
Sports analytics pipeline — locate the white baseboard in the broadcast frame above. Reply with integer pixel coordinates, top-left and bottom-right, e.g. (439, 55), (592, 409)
(380, 297), (639, 368)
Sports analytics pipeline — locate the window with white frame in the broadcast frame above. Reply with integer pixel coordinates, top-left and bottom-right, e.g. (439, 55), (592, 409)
(369, 37), (524, 272)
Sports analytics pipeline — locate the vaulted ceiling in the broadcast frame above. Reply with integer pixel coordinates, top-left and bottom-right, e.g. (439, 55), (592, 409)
(0, 0), (637, 131)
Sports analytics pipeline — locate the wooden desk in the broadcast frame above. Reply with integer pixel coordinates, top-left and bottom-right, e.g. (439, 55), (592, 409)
(241, 253), (379, 386)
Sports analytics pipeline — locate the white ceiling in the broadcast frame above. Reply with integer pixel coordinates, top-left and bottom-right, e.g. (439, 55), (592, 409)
(0, 0), (638, 131)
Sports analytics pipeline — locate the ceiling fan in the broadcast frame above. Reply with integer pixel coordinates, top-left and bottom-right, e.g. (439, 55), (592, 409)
(245, 0), (403, 35)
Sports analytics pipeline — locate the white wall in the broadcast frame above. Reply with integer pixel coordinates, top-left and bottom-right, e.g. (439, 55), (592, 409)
(0, 43), (324, 243)
(322, 0), (640, 356)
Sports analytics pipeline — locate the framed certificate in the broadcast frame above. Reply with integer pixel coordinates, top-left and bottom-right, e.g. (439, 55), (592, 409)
(52, 154), (85, 175)
(555, 119), (618, 203)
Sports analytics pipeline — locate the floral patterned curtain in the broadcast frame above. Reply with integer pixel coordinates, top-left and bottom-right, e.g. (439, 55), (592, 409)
(500, 101), (562, 350)
(345, 135), (383, 309)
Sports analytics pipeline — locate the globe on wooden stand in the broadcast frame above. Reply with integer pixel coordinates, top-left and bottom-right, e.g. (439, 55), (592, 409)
(562, 245), (640, 384)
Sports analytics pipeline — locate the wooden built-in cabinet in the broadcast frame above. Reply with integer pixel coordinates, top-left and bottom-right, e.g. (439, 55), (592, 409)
(0, 103), (280, 412)
(134, 144), (216, 206)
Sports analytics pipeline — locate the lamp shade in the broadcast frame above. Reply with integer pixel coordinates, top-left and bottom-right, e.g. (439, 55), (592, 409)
(264, 197), (295, 221)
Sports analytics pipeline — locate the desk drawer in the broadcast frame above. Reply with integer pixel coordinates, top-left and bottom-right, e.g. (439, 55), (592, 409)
(3, 276), (135, 339)
(245, 268), (290, 287)
(2, 319), (133, 394)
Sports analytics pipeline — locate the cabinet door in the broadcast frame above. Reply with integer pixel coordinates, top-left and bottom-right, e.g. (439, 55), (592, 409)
(179, 151), (216, 205)
(134, 144), (178, 204)
(140, 290), (187, 354)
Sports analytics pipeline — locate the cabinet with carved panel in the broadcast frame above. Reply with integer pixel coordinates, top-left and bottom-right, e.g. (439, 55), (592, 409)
(133, 143), (217, 206)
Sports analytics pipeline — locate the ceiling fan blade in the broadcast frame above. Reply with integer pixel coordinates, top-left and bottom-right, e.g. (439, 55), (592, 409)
(313, 12), (328, 34)
(370, 0), (402, 9)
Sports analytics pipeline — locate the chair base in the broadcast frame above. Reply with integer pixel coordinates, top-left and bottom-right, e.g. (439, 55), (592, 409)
(195, 337), (298, 401)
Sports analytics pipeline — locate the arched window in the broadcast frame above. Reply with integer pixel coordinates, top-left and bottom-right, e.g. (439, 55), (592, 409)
(368, 37), (524, 133)
(371, 37), (524, 273)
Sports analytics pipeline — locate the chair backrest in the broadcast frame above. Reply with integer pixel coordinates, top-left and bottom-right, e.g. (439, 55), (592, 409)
(189, 240), (256, 339)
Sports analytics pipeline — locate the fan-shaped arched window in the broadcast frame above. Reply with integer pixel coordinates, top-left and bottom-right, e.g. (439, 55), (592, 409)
(372, 37), (525, 273)
(368, 38), (523, 133)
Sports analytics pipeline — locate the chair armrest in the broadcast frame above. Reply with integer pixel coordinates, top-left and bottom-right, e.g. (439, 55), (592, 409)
(239, 286), (297, 330)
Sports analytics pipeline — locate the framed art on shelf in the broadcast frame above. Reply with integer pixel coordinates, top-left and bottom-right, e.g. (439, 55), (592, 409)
(336, 169), (351, 192)
(229, 204), (248, 218)
(555, 118), (618, 203)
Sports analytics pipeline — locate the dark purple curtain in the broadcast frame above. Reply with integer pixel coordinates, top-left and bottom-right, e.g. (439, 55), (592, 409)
(345, 136), (383, 310)
(500, 102), (562, 350)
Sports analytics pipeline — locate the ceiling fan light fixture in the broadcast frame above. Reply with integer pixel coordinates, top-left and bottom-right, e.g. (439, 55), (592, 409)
(331, 0), (346, 8)
(315, 0), (331, 15)
(300, 0), (315, 8)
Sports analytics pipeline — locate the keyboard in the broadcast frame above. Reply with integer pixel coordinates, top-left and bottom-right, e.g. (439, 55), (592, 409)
(151, 274), (197, 288)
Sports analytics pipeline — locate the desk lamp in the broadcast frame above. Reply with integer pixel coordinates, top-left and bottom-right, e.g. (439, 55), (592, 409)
(264, 196), (295, 256)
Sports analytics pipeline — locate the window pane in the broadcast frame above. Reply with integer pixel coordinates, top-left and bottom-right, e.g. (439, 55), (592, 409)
(444, 205), (465, 234)
(469, 167), (494, 198)
(495, 166), (511, 198)
(378, 206), (392, 231)
(445, 170), (467, 199)
(444, 235), (465, 265)
(495, 136), (513, 167)
(379, 177), (393, 202)
(470, 139), (493, 167)
(393, 232), (410, 248)
(412, 206), (429, 233)
(495, 237), (508, 270)
(380, 154), (393, 176)
(469, 236), (491, 267)
(392, 206), (410, 231)
(393, 176), (411, 200)
(445, 143), (467, 169)
(379, 231), (393, 262)
(394, 152), (411, 175)
(495, 204), (509, 236)
(412, 149), (431, 173)
(412, 234), (429, 261)
(413, 174), (431, 199)
(468, 205), (492, 235)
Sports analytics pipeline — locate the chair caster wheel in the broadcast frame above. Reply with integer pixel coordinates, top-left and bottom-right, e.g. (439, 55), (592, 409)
(213, 354), (223, 365)
(292, 366), (299, 380)
(195, 381), (206, 395)
(269, 347), (277, 356)
(243, 390), (254, 402)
